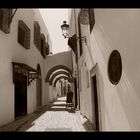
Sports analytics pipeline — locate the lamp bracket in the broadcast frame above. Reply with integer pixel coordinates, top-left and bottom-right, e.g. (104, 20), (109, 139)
(76, 36), (87, 44)
(64, 35), (87, 44)
(10, 9), (17, 24)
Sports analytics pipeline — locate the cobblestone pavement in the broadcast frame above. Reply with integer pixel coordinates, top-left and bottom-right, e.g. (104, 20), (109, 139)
(0, 97), (94, 132)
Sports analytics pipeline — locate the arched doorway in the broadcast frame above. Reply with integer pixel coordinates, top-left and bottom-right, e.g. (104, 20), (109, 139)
(36, 64), (42, 107)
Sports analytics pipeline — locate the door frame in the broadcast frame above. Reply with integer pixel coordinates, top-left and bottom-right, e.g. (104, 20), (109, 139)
(74, 78), (78, 109)
(14, 73), (27, 119)
(90, 63), (102, 131)
(36, 64), (42, 107)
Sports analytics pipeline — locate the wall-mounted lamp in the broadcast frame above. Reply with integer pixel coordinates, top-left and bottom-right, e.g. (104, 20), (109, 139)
(61, 20), (86, 43)
(61, 21), (69, 38)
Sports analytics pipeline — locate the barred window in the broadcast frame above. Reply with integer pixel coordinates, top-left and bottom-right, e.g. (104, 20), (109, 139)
(34, 21), (41, 51)
(18, 20), (30, 49)
(0, 9), (12, 34)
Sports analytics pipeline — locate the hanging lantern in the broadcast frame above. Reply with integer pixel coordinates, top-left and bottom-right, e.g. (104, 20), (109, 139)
(61, 21), (69, 38)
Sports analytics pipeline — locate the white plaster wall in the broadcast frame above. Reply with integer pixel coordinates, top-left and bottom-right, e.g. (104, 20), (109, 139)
(49, 86), (53, 103)
(52, 87), (55, 101)
(56, 82), (61, 97)
(77, 9), (140, 130)
(0, 9), (51, 126)
(52, 87), (57, 101)
(69, 9), (94, 124)
(27, 81), (36, 114)
(45, 51), (72, 74)
(44, 83), (50, 105)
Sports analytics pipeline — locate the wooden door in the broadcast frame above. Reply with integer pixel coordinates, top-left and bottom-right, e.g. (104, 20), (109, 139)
(74, 78), (78, 109)
(15, 73), (27, 118)
(91, 75), (99, 131)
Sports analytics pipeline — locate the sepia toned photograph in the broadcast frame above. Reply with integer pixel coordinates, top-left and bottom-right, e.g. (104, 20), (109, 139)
(0, 8), (138, 132)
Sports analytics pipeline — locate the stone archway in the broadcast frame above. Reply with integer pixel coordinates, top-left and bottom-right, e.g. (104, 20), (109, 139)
(36, 64), (42, 107)
(53, 76), (70, 97)
(44, 51), (73, 103)
(53, 75), (70, 87)
(49, 70), (71, 85)
(45, 65), (72, 83)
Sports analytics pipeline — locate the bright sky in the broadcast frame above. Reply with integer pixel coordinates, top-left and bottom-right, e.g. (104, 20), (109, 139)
(39, 9), (69, 54)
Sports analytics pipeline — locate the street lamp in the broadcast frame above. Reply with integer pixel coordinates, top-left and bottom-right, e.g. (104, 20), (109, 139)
(61, 20), (86, 43)
(61, 21), (69, 38)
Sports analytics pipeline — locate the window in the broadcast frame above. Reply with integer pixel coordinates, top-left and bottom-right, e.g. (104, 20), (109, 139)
(0, 9), (12, 34)
(86, 69), (89, 88)
(108, 50), (122, 85)
(41, 37), (44, 55)
(34, 21), (41, 51)
(18, 20), (30, 49)
(41, 33), (46, 58)
(45, 42), (50, 55)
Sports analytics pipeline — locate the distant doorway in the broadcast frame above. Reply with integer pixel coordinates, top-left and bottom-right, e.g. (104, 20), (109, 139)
(74, 78), (78, 109)
(91, 75), (99, 131)
(36, 64), (42, 107)
(15, 73), (27, 119)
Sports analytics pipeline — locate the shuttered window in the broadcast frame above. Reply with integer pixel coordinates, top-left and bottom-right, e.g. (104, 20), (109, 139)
(78, 14), (82, 56)
(88, 9), (95, 33)
(45, 42), (50, 55)
(0, 9), (12, 34)
(41, 33), (46, 58)
(18, 20), (30, 49)
(34, 21), (41, 52)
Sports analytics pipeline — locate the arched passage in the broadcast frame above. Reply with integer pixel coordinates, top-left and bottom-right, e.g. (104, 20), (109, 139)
(36, 64), (42, 107)
(45, 65), (72, 83)
(49, 70), (71, 85)
(53, 75), (70, 87)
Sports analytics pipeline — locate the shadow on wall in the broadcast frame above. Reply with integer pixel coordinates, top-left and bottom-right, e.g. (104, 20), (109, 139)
(82, 120), (94, 132)
(95, 67), (106, 130)
(116, 71), (140, 130)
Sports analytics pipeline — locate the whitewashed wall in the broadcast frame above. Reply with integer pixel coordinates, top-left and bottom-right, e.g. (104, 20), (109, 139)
(78, 9), (140, 130)
(0, 9), (51, 126)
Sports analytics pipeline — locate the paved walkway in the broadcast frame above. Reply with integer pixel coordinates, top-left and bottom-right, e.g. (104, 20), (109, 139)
(0, 97), (94, 132)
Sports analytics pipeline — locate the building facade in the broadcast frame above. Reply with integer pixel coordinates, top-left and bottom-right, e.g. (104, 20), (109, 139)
(0, 9), (52, 127)
(68, 9), (140, 131)
(44, 51), (73, 103)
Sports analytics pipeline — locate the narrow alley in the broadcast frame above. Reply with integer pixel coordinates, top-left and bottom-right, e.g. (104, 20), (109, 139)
(1, 8), (140, 131)
(0, 97), (93, 132)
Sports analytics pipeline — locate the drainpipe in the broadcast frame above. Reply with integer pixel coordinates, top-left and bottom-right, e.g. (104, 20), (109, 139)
(74, 8), (80, 110)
